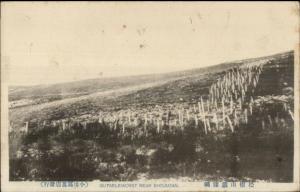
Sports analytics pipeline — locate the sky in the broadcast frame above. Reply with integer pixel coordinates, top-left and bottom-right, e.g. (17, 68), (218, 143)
(1, 2), (299, 86)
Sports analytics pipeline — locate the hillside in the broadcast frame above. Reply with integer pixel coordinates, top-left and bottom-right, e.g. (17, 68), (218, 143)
(9, 51), (294, 129)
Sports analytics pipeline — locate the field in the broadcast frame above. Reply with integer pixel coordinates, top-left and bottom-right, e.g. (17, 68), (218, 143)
(9, 51), (294, 182)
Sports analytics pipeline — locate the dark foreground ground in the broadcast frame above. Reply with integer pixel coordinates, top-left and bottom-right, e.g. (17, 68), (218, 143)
(9, 118), (293, 182)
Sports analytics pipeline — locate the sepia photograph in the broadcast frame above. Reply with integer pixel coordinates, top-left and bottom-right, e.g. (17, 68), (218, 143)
(1, 2), (299, 192)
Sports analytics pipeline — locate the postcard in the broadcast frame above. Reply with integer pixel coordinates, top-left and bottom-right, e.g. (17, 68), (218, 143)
(1, 2), (299, 192)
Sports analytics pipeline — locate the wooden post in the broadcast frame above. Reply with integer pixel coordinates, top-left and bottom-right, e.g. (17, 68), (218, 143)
(283, 103), (287, 111)
(198, 102), (202, 114)
(9, 123), (13, 133)
(62, 120), (66, 130)
(206, 119), (211, 132)
(194, 115), (198, 126)
(288, 110), (294, 120)
(178, 110), (181, 127)
(213, 113), (219, 130)
(275, 115), (279, 125)
(114, 121), (117, 130)
(244, 109), (248, 124)
(144, 115), (147, 131)
(241, 89), (245, 102)
(200, 97), (205, 114)
(234, 110), (238, 126)
(24, 121), (29, 133)
(268, 115), (273, 127)
(134, 117), (138, 126)
(226, 116), (234, 132)
(181, 110), (184, 125)
(98, 111), (103, 123)
(181, 111), (184, 130)
(206, 100), (210, 112)
(186, 110), (190, 121)
(281, 118), (286, 128)
(203, 117), (207, 134)
(222, 98), (225, 125)
(262, 120), (265, 130)
(230, 96), (233, 114)
(210, 89), (214, 105)
(128, 113), (131, 125)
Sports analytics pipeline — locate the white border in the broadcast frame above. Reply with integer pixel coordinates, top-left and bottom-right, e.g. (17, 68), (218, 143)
(1, 2), (300, 192)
